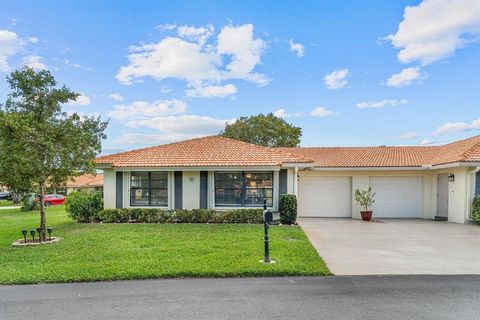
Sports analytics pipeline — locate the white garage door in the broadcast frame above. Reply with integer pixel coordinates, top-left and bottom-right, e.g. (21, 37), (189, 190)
(298, 176), (351, 217)
(370, 177), (423, 218)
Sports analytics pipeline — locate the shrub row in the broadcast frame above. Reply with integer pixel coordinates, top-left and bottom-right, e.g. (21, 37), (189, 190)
(86, 208), (264, 224)
(279, 194), (297, 225)
(472, 196), (480, 225)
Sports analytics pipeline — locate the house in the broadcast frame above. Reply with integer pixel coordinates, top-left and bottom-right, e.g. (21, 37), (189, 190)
(66, 174), (104, 195)
(96, 135), (480, 224)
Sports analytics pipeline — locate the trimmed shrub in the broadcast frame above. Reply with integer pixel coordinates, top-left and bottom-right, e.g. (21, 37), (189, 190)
(93, 208), (263, 224)
(65, 191), (103, 222)
(472, 196), (480, 225)
(279, 194), (297, 225)
(20, 194), (39, 211)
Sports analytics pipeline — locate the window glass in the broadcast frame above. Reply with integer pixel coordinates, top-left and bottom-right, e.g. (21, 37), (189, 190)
(130, 172), (168, 206)
(214, 172), (273, 207)
(476, 172), (480, 196)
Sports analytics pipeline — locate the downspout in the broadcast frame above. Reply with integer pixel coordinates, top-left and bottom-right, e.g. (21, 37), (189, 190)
(293, 167), (299, 198)
(466, 167), (480, 222)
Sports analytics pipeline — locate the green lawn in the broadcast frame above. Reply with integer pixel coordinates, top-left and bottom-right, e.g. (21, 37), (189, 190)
(0, 206), (330, 284)
(0, 200), (14, 207)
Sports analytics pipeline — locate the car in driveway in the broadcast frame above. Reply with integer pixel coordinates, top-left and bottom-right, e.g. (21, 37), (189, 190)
(41, 194), (66, 206)
(0, 192), (12, 200)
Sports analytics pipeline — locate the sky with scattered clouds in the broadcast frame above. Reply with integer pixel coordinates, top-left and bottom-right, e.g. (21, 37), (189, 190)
(0, 0), (479, 153)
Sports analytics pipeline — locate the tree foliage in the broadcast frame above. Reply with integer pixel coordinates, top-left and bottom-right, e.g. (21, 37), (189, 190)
(0, 67), (107, 240)
(220, 113), (302, 147)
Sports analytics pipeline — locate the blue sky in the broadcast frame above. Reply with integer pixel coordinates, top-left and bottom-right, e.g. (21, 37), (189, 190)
(0, 0), (479, 153)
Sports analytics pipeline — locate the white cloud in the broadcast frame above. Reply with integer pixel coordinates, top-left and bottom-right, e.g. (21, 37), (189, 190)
(28, 37), (38, 44)
(419, 138), (435, 145)
(0, 29), (23, 72)
(177, 24), (214, 46)
(323, 69), (349, 90)
(62, 59), (94, 71)
(387, 0), (480, 65)
(273, 108), (303, 118)
(116, 23), (268, 97)
(108, 93), (123, 101)
(160, 85), (172, 93)
(125, 114), (231, 134)
(113, 133), (201, 146)
(433, 118), (480, 135)
(289, 39), (305, 57)
(356, 99), (408, 109)
(185, 83), (237, 98)
(386, 67), (426, 87)
(68, 93), (91, 106)
(310, 107), (334, 118)
(22, 55), (46, 70)
(107, 99), (187, 121)
(399, 132), (419, 140)
(155, 23), (177, 32)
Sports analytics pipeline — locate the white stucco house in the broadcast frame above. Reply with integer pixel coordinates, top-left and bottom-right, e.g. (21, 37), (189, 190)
(96, 135), (480, 224)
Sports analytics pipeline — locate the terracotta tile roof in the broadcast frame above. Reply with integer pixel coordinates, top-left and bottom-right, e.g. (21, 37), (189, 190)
(96, 136), (313, 168)
(67, 174), (104, 188)
(278, 135), (480, 168)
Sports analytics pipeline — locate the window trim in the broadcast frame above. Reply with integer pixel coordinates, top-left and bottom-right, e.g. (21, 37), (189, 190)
(214, 171), (273, 208)
(130, 171), (169, 207)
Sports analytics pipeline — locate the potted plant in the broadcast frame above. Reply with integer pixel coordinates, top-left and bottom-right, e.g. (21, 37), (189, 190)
(354, 187), (376, 221)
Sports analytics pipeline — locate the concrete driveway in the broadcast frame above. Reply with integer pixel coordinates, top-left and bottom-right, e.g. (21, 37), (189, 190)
(299, 218), (480, 275)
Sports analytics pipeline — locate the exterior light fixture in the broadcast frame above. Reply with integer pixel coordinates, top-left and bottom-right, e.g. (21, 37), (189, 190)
(30, 229), (36, 243)
(47, 227), (53, 241)
(36, 227), (42, 240)
(22, 229), (27, 243)
(448, 174), (455, 182)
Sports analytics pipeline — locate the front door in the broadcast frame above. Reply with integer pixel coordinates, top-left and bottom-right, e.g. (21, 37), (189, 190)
(437, 174), (449, 219)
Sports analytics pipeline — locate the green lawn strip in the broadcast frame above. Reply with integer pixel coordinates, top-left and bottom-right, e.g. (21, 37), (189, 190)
(0, 206), (330, 284)
(0, 200), (15, 207)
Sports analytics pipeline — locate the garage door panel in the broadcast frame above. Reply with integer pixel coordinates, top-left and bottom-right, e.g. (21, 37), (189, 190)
(370, 177), (422, 218)
(298, 176), (351, 217)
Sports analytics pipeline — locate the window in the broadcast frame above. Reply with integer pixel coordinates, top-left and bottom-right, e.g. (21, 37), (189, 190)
(476, 172), (480, 196)
(130, 172), (168, 206)
(215, 172), (273, 207)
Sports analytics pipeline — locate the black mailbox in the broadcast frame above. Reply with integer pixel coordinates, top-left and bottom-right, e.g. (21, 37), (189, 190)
(264, 210), (273, 224)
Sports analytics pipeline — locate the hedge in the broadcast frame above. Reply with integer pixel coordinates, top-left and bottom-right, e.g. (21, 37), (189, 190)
(279, 194), (297, 225)
(65, 191), (103, 223)
(472, 196), (480, 225)
(78, 208), (264, 224)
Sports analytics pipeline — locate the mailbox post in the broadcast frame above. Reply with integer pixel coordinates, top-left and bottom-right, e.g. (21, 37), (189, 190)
(262, 200), (274, 263)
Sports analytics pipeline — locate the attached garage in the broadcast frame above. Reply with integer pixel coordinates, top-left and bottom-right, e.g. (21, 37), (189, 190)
(369, 176), (423, 218)
(298, 176), (351, 217)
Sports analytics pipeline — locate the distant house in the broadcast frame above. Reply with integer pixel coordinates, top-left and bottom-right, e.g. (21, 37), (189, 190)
(66, 174), (104, 195)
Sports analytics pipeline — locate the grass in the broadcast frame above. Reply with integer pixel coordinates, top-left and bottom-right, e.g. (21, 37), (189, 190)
(0, 200), (15, 207)
(0, 206), (330, 284)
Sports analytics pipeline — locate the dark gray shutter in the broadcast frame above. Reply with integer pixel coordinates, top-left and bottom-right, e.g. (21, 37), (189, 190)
(200, 171), (208, 209)
(115, 172), (123, 209)
(174, 171), (183, 209)
(279, 169), (288, 195)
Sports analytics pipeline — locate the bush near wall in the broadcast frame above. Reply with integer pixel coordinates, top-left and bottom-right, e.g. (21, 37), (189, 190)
(65, 191), (103, 223)
(472, 196), (480, 225)
(79, 208), (265, 224)
(279, 194), (298, 225)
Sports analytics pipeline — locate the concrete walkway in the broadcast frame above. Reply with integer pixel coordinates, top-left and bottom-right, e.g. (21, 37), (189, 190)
(0, 206), (20, 210)
(299, 218), (480, 275)
(1, 276), (480, 320)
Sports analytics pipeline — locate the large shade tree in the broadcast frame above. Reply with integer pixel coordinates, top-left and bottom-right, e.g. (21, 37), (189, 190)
(0, 67), (107, 241)
(220, 113), (302, 147)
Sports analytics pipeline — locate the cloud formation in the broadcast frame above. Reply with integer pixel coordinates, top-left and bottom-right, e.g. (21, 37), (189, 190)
(356, 99), (408, 109)
(433, 118), (480, 135)
(289, 39), (305, 57)
(310, 107), (334, 118)
(116, 23), (268, 98)
(386, 67), (426, 87)
(323, 69), (349, 90)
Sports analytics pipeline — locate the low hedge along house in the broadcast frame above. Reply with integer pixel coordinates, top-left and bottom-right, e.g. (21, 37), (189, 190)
(96, 135), (480, 224)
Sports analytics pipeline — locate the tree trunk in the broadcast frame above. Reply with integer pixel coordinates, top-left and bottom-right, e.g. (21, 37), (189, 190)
(39, 183), (46, 242)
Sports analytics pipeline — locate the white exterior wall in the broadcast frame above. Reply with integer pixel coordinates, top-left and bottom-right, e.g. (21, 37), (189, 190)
(432, 167), (471, 224)
(103, 169), (116, 209)
(182, 171), (200, 210)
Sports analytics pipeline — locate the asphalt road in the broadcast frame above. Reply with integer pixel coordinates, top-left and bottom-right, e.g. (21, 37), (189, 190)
(1, 276), (480, 320)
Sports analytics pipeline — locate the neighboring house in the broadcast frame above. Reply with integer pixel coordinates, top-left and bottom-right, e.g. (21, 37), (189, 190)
(66, 174), (104, 195)
(96, 135), (480, 224)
